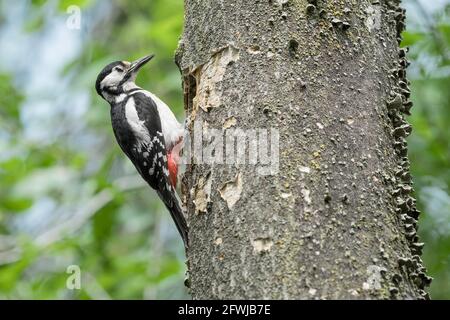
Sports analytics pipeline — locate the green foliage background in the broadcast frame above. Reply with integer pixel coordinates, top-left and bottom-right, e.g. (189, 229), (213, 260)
(0, 0), (448, 299)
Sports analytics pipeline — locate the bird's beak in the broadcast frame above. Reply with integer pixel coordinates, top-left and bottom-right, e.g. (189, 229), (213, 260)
(127, 54), (155, 75)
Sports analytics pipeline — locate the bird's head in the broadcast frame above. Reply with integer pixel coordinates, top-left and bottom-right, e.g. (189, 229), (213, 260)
(95, 54), (154, 101)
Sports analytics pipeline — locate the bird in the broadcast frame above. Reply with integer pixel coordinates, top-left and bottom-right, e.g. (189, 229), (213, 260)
(95, 54), (188, 247)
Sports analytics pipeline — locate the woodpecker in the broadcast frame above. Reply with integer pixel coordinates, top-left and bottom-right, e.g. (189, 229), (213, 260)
(95, 54), (188, 247)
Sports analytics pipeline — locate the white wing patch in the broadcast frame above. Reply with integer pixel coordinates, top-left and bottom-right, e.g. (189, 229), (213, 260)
(131, 90), (184, 149)
(125, 97), (150, 152)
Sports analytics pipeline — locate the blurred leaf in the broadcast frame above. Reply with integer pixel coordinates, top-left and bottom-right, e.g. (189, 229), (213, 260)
(24, 13), (45, 32)
(401, 31), (425, 47)
(57, 0), (92, 11)
(31, 0), (47, 6)
(0, 241), (37, 292)
(93, 198), (120, 246)
(1, 198), (33, 213)
(0, 74), (23, 127)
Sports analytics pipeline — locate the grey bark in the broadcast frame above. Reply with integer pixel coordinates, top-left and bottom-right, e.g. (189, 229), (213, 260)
(176, 0), (431, 299)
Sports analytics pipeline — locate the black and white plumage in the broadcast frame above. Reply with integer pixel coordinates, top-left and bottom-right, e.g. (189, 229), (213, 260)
(95, 55), (188, 247)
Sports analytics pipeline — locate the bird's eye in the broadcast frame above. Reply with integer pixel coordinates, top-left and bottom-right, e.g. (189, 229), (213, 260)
(115, 67), (124, 73)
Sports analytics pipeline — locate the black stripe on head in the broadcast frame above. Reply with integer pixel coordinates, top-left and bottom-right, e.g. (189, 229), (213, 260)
(95, 61), (126, 97)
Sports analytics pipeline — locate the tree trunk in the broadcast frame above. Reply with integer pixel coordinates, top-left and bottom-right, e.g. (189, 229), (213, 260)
(176, 0), (431, 299)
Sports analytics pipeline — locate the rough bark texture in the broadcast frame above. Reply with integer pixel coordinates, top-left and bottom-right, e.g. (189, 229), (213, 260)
(176, 0), (431, 299)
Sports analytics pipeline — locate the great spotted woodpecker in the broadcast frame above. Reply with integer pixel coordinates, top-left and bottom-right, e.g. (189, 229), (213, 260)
(95, 54), (188, 247)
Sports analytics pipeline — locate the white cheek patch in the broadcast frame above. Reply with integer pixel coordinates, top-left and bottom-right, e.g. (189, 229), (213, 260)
(101, 70), (123, 90)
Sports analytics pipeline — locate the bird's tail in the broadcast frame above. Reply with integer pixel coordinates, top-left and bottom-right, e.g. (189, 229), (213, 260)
(157, 187), (189, 248)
